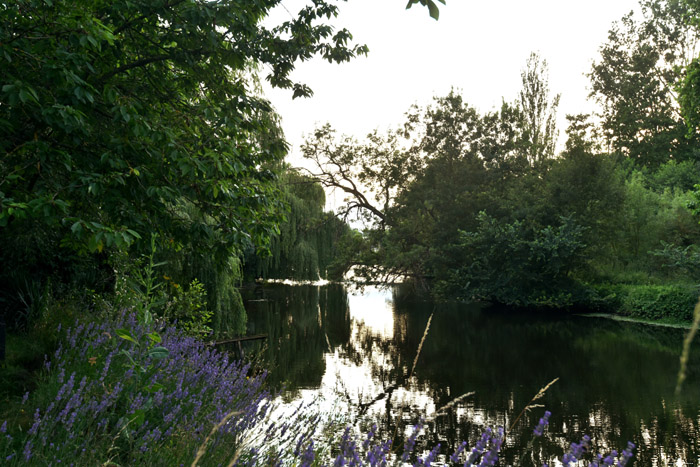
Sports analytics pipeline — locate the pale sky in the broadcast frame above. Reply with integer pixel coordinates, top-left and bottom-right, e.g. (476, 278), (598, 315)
(263, 0), (642, 166)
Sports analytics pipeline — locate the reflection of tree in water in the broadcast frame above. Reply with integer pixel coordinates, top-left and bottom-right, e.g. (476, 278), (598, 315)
(243, 284), (351, 393)
(389, 296), (700, 465)
(245, 284), (700, 465)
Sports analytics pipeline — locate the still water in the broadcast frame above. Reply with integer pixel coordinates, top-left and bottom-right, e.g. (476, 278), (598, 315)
(242, 283), (700, 466)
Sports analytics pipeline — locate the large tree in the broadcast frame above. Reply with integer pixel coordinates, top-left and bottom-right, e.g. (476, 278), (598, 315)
(518, 52), (560, 168)
(589, 0), (700, 167)
(0, 0), (367, 324)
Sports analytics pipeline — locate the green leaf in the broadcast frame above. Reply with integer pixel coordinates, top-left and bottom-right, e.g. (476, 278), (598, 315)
(130, 409), (146, 427)
(119, 106), (131, 123)
(119, 349), (137, 366)
(115, 328), (138, 345)
(427, 0), (439, 20)
(146, 332), (161, 343)
(146, 383), (165, 393)
(148, 346), (169, 359)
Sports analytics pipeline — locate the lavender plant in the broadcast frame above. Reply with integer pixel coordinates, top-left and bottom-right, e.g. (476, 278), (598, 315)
(0, 313), (272, 465)
(295, 414), (634, 467)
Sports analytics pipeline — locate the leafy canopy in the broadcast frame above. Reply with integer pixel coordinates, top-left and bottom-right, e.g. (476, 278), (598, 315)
(0, 0), (367, 257)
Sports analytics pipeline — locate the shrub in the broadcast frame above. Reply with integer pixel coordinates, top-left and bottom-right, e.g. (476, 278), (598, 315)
(587, 283), (699, 321)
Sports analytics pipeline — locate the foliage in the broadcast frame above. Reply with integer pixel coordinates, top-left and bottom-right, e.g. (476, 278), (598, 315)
(445, 213), (587, 307)
(245, 170), (354, 281)
(302, 125), (417, 227)
(649, 241), (700, 277)
(542, 125), (624, 261)
(161, 279), (213, 340)
(0, 314), (272, 465)
(518, 52), (560, 169)
(0, 0), (367, 326)
(298, 25), (700, 314)
(406, 0), (446, 20)
(589, 0), (700, 167)
(648, 160), (700, 192)
(613, 172), (700, 270)
(587, 283), (699, 321)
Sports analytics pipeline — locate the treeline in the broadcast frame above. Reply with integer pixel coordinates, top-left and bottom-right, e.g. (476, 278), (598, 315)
(303, 0), (700, 317)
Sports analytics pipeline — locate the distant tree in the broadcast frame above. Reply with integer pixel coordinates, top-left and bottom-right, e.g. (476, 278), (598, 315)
(301, 124), (418, 227)
(244, 169), (353, 281)
(679, 0), (700, 137)
(518, 53), (560, 168)
(590, 0), (700, 167)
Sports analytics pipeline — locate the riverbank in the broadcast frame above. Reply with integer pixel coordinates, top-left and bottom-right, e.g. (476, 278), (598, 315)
(576, 312), (694, 329)
(577, 282), (699, 323)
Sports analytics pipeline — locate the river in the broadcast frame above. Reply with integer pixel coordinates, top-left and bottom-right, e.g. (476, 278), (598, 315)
(241, 283), (700, 466)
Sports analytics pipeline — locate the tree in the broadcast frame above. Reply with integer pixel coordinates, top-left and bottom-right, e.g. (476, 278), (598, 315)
(301, 124), (417, 227)
(518, 52), (560, 168)
(679, 0), (700, 137)
(243, 169), (353, 281)
(0, 0), (367, 324)
(590, 0), (700, 167)
(447, 213), (587, 306)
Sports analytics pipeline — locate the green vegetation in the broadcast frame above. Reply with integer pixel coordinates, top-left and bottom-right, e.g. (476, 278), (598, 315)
(243, 170), (354, 282)
(1, 0), (700, 463)
(303, 0), (700, 318)
(0, 0), (364, 335)
(584, 284), (699, 322)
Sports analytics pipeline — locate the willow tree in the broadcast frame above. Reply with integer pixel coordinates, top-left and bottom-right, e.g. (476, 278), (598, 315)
(245, 170), (353, 281)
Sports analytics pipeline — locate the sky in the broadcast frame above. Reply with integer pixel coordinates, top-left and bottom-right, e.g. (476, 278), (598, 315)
(262, 0), (642, 167)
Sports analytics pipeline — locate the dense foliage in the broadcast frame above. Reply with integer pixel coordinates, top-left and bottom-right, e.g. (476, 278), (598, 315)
(0, 0), (365, 331)
(244, 170), (354, 281)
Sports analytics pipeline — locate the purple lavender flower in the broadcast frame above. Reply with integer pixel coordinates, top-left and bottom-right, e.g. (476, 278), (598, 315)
(401, 421), (423, 462)
(618, 441), (635, 466)
(8, 311), (272, 466)
(466, 427), (493, 465)
(23, 440), (33, 461)
(449, 440), (467, 463)
(414, 443), (440, 466)
(299, 440), (315, 467)
(478, 427), (504, 467)
(533, 410), (551, 437)
(562, 435), (591, 466)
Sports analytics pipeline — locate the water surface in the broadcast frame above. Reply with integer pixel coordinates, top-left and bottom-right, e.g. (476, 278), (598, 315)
(242, 284), (700, 466)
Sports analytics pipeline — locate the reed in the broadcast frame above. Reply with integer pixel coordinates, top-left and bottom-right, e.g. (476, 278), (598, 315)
(675, 297), (700, 395)
(507, 377), (559, 435)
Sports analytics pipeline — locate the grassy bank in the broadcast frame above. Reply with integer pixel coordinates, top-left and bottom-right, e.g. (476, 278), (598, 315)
(575, 282), (699, 324)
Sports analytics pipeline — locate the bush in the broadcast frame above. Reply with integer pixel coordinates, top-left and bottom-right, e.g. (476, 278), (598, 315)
(587, 283), (699, 321)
